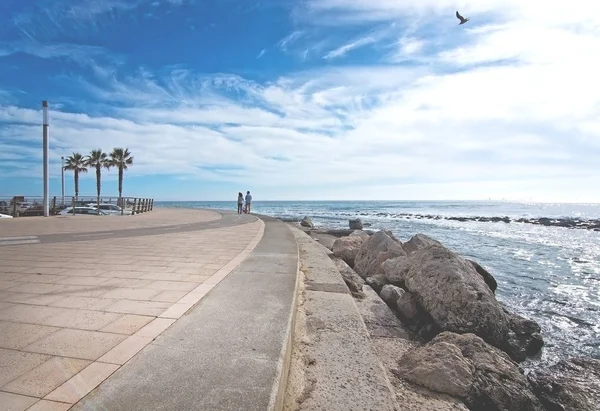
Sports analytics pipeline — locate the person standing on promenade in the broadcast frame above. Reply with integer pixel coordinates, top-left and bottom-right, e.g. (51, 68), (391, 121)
(245, 191), (253, 214)
(237, 192), (244, 214)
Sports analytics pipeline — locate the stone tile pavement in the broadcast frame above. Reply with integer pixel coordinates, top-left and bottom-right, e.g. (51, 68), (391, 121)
(0, 208), (222, 236)
(0, 209), (264, 410)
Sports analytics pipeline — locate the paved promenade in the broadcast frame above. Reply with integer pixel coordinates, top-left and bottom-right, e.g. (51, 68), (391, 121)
(0, 208), (271, 411)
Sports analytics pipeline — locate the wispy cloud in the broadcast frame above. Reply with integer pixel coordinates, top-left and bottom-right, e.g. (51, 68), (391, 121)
(277, 30), (304, 51)
(8, 0), (190, 40)
(323, 36), (377, 59)
(0, 40), (122, 67)
(256, 48), (266, 59)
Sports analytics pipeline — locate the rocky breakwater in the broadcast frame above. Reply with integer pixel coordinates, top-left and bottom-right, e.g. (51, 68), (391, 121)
(352, 212), (600, 231)
(330, 229), (600, 411)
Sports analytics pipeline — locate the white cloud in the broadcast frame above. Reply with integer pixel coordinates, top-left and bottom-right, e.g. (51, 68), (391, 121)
(257, 48), (266, 59)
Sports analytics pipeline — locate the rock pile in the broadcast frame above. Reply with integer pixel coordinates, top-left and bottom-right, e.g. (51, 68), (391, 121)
(326, 228), (598, 410)
(347, 212), (600, 231)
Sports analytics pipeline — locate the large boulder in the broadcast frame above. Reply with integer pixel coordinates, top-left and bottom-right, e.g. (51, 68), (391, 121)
(349, 218), (363, 230)
(331, 256), (365, 299)
(354, 231), (407, 279)
(399, 245), (510, 350)
(402, 233), (444, 255)
(332, 236), (364, 267)
(504, 310), (544, 362)
(300, 216), (314, 228)
(467, 259), (498, 294)
(398, 332), (545, 411)
(400, 234), (499, 295)
(527, 357), (600, 411)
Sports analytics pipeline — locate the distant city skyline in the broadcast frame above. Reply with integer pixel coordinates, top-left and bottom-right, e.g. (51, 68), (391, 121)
(1, 0), (599, 202)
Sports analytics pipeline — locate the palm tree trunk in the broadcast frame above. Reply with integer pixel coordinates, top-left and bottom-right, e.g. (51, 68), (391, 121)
(74, 170), (79, 215)
(96, 165), (101, 211)
(119, 167), (124, 215)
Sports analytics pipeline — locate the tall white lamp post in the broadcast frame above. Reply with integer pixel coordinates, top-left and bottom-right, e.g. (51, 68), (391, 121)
(42, 101), (50, 217)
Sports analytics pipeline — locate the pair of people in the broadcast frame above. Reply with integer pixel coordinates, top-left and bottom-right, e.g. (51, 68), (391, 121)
(237, 191), (253, 214)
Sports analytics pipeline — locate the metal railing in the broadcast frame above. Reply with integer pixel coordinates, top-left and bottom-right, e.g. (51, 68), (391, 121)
(0, 196), (154, 217)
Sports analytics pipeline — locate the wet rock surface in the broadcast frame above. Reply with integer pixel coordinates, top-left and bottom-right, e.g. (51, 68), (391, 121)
(504, 310), (544, 362)
(527, 357), (600, 411)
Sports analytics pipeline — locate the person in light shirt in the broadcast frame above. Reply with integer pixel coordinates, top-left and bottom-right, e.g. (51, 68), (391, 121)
(245, 191), (253, 214)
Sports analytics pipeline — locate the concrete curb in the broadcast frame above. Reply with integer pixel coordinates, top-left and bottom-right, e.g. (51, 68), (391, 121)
(71, 214), (300, 411)
(286, 226), (401, 410)
(263, 216), (301, 411)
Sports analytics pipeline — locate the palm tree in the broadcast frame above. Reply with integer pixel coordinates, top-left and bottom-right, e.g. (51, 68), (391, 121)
(63, 153), (88, 208)
(109, 148), (134, 215)
(85, 149), (110, 211)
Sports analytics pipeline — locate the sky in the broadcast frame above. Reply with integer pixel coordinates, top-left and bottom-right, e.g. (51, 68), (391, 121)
(0, 0), (599, 202)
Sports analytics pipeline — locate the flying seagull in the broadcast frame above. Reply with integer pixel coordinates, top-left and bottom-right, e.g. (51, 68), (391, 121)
(456, 10), (470, 25)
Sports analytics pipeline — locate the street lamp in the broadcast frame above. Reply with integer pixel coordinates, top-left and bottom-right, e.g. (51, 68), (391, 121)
(61, 156), (65, 206)
(42, 101), (49, 217)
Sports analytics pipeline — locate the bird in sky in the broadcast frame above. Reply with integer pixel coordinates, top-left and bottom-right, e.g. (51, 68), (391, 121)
(456, 10), (470, 25)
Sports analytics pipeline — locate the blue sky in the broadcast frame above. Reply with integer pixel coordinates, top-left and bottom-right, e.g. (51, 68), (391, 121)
(1, 0), (599, 201)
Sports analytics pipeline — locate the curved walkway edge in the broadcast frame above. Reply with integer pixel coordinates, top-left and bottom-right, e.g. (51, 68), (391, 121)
(71, 214), (300, 411)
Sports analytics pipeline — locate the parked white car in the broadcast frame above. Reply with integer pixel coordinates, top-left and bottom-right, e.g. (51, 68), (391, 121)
(0, 213), (13, 219)
(86, 203), (134, 215)
(59, 207), (109, 216)
(17, 203), (31, 212)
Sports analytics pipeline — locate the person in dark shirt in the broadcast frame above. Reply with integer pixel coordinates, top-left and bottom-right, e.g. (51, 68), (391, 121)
(237, 192), (243, 214)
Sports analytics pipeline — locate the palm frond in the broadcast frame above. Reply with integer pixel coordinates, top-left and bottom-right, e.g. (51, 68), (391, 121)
(63, 152), (88, 173)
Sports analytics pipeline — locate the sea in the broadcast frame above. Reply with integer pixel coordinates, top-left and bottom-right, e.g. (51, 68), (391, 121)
(156, 200), (600, 367)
